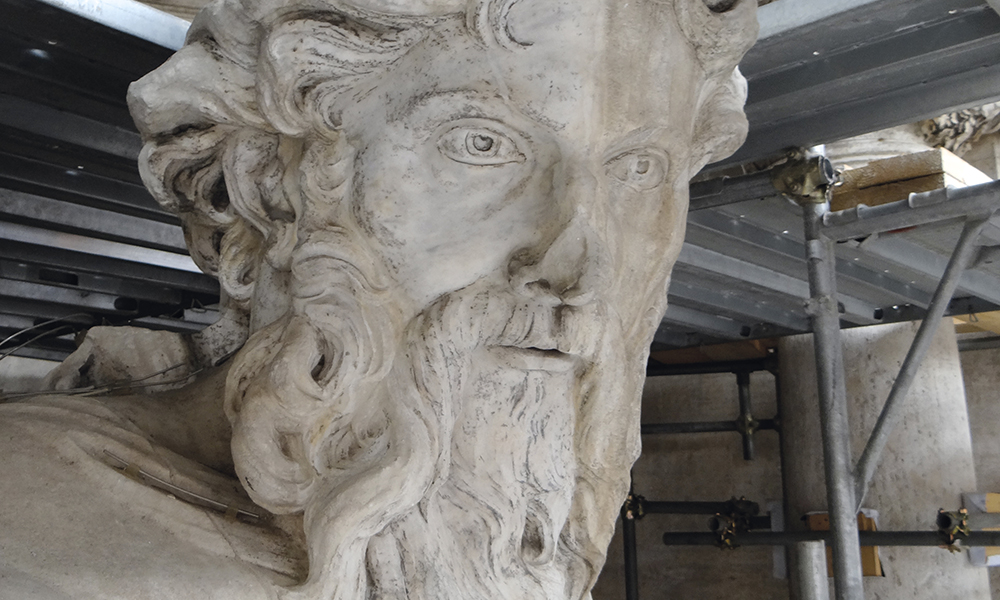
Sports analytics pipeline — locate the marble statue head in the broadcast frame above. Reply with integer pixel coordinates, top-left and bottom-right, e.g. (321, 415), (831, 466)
(128, 1), (757, 598)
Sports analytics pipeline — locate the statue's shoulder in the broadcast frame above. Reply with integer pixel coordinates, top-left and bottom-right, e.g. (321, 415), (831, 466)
(0, 337), (305, 598)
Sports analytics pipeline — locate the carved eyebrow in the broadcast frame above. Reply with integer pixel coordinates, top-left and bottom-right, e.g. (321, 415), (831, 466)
(602, 127), (670, 162)
(394, 89), (501, 122)
(394, 89), (564, 135)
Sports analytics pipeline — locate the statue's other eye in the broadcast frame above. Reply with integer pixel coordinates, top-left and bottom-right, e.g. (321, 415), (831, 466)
(605, 149), (668, 191)
(438, 126), (526, 166)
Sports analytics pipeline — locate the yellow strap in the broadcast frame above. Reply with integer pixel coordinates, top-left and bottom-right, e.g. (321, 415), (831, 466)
(123, 462), (142, 482)
(224, 505), (240, 522)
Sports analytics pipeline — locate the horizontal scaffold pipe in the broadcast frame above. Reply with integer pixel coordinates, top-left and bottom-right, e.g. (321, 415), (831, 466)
(646, 356), (775, 377)
(821, 179), (1000, 242)
(641, 419), (778, 435)
(662, 530), (1000, 547)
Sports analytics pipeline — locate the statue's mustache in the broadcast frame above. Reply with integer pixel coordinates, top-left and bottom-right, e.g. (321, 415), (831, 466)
(425, 285), (608, 366)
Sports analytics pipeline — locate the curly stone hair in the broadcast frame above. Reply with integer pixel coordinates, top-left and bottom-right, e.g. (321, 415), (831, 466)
(128, 0), (756, 319)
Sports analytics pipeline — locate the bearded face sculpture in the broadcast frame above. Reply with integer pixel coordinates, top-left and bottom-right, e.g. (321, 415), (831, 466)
(126, 1), (757, 598)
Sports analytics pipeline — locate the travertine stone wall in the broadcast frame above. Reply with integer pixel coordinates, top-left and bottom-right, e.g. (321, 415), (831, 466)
(593, 370), (789, 600)
(0, 356), (55, 395)
(961, 346), (1000, 600)
(780, 321), (990, 600)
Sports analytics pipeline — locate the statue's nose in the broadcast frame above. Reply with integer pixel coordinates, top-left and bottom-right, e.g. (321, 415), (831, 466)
(509, 167), (613, 306)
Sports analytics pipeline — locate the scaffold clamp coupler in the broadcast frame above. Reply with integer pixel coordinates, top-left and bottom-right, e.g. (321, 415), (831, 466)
(936, 508), (970, 552)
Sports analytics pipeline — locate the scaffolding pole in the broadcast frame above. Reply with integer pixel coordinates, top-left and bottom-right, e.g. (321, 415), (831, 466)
(800, 200), (865, 600)
(853, 216), (991, 507)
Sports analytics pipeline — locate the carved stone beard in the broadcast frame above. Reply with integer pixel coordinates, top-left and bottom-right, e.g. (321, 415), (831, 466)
(367, 285), (625, 600)
(226, 234), (631, 600)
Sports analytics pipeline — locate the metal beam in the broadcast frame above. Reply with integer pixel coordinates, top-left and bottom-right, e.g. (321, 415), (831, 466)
(690, 205), (936, 310)
(0, 278), (142, 314)
(0, 239), (217, 295)
(37, 0), (188, 50)
(859, 237), (1000, 307)
(689, 171), (781, 212)
(686, 209), (926, 317)
(0, 93), (142, 161)
(722, 0), (1000, 167)
(668, 277), (809, 333)
(660, 303), (748, 340)
(662, 530), (1000, 547)
(822, 180), (1000, 241)
(0, 222), (201, 273)
(0, 152), (166, 219)
(677, 243), (880, 326)
(0, 188), (186, 252)
(0, 260), (184, 305)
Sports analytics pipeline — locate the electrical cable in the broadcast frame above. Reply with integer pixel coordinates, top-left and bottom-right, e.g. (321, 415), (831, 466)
(0, 325), (75, 366)
(0, 312), (91, 351)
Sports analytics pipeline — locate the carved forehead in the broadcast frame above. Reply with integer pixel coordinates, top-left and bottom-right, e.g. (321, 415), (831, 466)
(349, 1), (695, 148)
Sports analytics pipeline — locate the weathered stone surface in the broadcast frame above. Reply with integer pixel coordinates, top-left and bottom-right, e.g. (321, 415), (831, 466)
(779, 322), (990, 600)
(0, 1), (757, 598)
(960, 346), (1000, 599)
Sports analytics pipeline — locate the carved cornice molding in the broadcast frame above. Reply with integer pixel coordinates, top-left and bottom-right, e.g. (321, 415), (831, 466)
(921, 102), (1000, 156)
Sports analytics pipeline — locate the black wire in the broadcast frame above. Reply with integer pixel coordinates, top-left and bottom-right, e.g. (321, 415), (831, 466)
(0, 325), (76, 365)
(0, 313), (91, 350)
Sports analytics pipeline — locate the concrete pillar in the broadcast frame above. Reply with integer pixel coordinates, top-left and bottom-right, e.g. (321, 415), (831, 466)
(0, 355), (56, 396)
(960, 345), (1000, 599)
(593, 370), (788, 600)
(779, 320), (990, 599)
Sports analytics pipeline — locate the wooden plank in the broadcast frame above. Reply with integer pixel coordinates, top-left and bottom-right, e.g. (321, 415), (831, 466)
(649, 339), (776, 365)
(953, 311), (1000, 335)
(832, 173), (945, 212)
(831, 148), (991, 212)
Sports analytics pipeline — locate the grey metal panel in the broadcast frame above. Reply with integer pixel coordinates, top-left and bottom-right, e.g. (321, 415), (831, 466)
(0, 239), (218, 294)
(0, 93), (142, 161)
(721, 0), (1000, 167)
(37, 0), (188, 50)
(675, 242), (884, 326)
(0, 346), (69, 362)
(667, 276), (809, 333)
(132, 315), (213, 334)
(660, 303), (748, 340)
(0, 153), (166, 219)
(682, 215), (894, 322)
(0, 302), (94, 325)
(702, 200), (939, 309)
(857, 235), (1000, 306)
(750, 0), (988, 73)
(689, 171), (782, 212)
(0, 221), (201, 273)
(0, 259), (182, 305)
(0, 0), (177, 128)
(0, 278), (140, 313)
(0, 188), (186, 252)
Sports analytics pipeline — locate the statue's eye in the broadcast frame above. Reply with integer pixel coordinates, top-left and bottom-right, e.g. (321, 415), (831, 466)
(438, 126), (525, 166)
(605, 149), (668, 191)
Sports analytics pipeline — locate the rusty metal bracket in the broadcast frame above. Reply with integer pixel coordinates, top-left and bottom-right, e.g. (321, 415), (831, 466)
(770, 148), (839, 204)
(623, 492), (646, 521)
(709, 496), (763, 549)
(937, 508), (970, 552)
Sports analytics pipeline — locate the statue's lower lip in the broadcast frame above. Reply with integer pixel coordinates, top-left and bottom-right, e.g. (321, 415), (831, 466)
(488, 346), (577, 372)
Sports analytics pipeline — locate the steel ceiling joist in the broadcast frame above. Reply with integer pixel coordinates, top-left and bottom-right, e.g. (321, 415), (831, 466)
(720, 0), (1000, 168)
(0, 188), (186, 252)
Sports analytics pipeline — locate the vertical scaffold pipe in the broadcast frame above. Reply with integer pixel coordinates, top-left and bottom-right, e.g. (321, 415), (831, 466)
(623, 510), (639, 600)
(796, 541), (831, 600)
(801, 201), (864, 600)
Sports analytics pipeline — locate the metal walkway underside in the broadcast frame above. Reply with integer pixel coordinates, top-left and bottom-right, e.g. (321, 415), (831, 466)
(1, 0), (1000, 360)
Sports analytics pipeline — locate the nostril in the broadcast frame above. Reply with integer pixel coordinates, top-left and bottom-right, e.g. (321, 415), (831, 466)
(526, 279), (551, 293)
